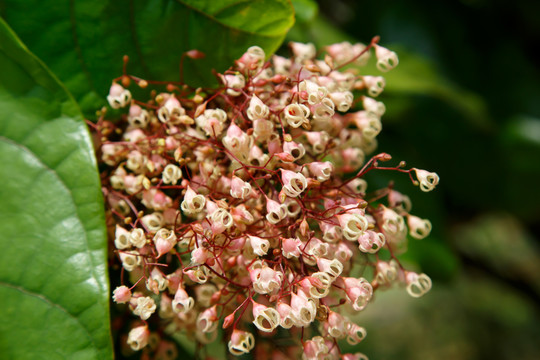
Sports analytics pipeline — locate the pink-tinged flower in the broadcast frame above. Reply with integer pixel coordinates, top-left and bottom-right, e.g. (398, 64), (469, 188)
(362, 76), (386, 97)
(302, 336), (328, 360)
(184, 266), (209, 284)
(346, 178), (368, 194)
(320, 222), (342, 243)
(342, 353), (369, 360)
(330, 91), (354, 112)
(407, 215), (432, 239)
(129, 228), (146, 248)
(311, 98), (335, 122)
(317, 258), (343, 278)
(220, 73), (245, 96)
(248, 235), (270, 256)
(228, 329), (255, 356)
(388, 190), (412, 212)
(248, 144), (269, 167)
(362, 96), (386, 117)
(374, 44), (399, 72)
(346, 323), (367, 345)
(334, 242), (353, 263)
(157, 95), (185, 123)
(153, 228), (177, 257)
(308, 161), (333, 182)
(324, 310), (348, 338)
(172, 287), (194, 314)
(348, 110), (381, 140)
(230, 176), (252, 199)
(123, 174), (144, 195)
(133, 296), (156, 320)
(282, 237), (301, 258)
(252, 301), (280, 332)
(326, 41), (355, 65)
(290, 42), (316, 63)
(180, 186), (206, 215)
(247, 95), (269, 121)
(237, 46), (265, 72)
(342, 147), (365, 170)
(379, 206), (407, 248)
(305, 131), (329, 154)
(338, 212), (369, 241)
(231, 205), (255, 225)
(283, 103), (310, 128)
(412, 168), (440, 192)
(191, 246), (209, 265)
(114, 225), (131, 250)
(222, 123), (252, 162)
(276, 302), (295, 329)
(119, 252), (141, 272)
(141, 188), (172, 211)
(303, 237), (329, 263)
(266, 199), (287, 224)
(197, 305), (218, 333)
(141, 212), (164, 233)
(299, 272), (332, 298)
(281, 169), (307, 198)
(112, 285), (131, 304)
(107, 83), (131, 109)
(375, 260), (400, 286)
(272, 54), (291, 74)
(128, 104), (150, 128)
(196, 108), (227, 137)
(405, 272), (432, 298)
(283, 140), (306, 160)
(127, 325), (149, 351)
(299, 80), (327, 105)
(358, 230), (386, 254)
(249, 262), (282, 294)
(253, 119), (274, 141)
(342, 277), (373, 311)
(290, 290), (317, 327)
(162, 164), (182, 185)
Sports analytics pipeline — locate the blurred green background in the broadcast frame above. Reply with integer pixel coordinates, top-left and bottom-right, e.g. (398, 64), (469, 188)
(288, 1), (540, 359)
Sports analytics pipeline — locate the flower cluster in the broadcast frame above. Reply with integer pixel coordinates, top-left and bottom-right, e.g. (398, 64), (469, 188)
(94, 38), (439, 359)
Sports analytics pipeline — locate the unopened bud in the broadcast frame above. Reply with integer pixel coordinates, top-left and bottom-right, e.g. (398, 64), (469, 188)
(210, 291), (221, 305)
(193, 94), (204, 104)
(186, 49), (206, 59)
(194, 102), (207, 118)
(222, 313), (235, 329)
(138, 80), (148, 88)
(142, 177), (151, 190)
(121, 75), (131, 88)
(324, 54), (334, 69)
(300, 218), (309, 236)
(271, 74), (286, 83)
(174, 148), (183, 162)
(305, 64), (321, 73)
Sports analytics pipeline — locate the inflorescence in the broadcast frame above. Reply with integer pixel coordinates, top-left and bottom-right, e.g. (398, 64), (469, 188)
(92, 37), (439, 360)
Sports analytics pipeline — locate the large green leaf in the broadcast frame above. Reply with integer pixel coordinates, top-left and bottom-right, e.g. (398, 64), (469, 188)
(0, 0), (295, 117)
(0, 19), (112, 359)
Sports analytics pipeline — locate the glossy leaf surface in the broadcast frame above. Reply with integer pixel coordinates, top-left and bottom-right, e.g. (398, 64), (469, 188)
(0, 0), (295, 116)
(0, 19), (112, 360)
